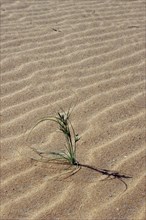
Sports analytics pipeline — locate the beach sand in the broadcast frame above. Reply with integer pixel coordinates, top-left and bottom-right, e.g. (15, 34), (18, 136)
(1, 0), (145, 219)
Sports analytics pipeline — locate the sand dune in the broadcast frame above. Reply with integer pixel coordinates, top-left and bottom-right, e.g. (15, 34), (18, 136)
(1, 0), (145, 219)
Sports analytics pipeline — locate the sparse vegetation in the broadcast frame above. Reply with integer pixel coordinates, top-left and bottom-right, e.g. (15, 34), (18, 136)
(29, 107), (132, 191)
(29, 107), (81, 176)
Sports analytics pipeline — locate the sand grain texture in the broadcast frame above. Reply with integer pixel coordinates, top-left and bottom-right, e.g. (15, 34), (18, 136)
(1, 0), (146, 219)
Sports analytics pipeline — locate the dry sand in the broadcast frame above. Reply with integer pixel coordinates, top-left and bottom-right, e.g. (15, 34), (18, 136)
(1, 0), (146, 219)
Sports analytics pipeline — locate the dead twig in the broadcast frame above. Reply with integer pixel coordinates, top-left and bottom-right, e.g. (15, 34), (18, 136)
(77, 163), (132, 191)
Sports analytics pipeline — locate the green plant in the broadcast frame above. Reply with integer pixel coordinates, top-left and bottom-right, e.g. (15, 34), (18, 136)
(29, 108), (81, 176)
(29, 107), (132, 189)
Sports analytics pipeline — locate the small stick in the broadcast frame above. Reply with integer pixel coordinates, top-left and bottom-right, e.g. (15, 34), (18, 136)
(77, 163), (132, 191)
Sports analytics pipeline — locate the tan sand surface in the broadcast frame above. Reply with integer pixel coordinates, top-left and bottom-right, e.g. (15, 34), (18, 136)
(1, 0), (146, 219)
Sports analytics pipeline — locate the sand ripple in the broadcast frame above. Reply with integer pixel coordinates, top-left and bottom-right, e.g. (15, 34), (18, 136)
(1, 0), (145, 219)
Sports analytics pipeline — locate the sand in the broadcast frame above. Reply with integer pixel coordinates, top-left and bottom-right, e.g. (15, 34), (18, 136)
(1, 0), (146, 219)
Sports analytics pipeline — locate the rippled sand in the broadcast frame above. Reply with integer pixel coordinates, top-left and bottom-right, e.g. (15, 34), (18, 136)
(1, 0), (145, 219)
